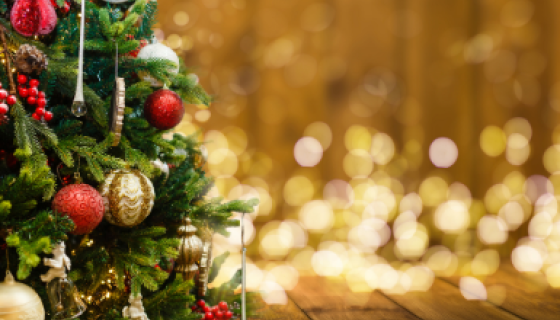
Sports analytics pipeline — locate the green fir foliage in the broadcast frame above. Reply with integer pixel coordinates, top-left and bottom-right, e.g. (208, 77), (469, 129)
(0, 0), (256, 318)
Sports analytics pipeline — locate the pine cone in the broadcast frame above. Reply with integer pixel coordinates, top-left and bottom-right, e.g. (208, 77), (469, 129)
(15, 44), (48, 75)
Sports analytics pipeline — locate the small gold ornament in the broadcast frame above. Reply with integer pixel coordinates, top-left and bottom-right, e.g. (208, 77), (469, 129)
(175, 217), (203, 280)
(100, 169), (155, 227)
(0, 271), (45, 320)
(196, 224), (213, 296)
(110, 77), (125, 147)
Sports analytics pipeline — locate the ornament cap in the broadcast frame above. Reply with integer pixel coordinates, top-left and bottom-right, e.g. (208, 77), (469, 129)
(4, 271), (14, 284)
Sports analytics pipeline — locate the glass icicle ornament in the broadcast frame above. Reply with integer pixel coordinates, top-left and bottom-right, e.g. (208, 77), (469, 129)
(41, 242), (86, 320)
(174, 217), (203, 280)
(71, 0), (86, 117)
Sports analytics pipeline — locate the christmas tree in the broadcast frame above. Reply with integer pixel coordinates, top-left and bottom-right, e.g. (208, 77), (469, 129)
(0, 0), (257, 319)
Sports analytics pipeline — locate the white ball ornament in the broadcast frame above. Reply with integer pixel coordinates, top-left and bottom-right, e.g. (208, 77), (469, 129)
(136, 43), (180, 87)
(100, 169), (155, 227)
(0, 271), (45, 320)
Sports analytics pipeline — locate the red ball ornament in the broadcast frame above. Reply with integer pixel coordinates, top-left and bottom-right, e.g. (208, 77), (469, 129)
(11, 0), (57, 37)
(17, 75), (27, 84)
(38, 91), (46, 98)
(203, 306), (211, 313)
(204, 313), (214, 320)
(197, 300), (206, 308)
(35, 107), (45, 116)
(44, 111), (53, 121)
(215, 311), (224, 319)
(27, 96), (36, 105)
(0, 104), (7, 115)
(211, 306), (219, 314)
(144, 89), (184, 130)
(31, 112), (40, 121)
(6, 95), (16, 105)
(225, 311), (233, 319)
(52, 184), (105, 235)
(0, 90), (8, 100)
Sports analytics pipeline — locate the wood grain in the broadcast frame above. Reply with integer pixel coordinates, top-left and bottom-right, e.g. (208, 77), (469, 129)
(444, 263), (560, 320)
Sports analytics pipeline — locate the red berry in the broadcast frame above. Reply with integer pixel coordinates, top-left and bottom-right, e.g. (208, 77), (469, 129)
(0, 90), (8, 100)
(191, 305), (197, 311)
(44, 111), (53, 121)
(27, 96), (36, 105)
(17, 74), (27, 84)
(0, 103), (7, 115)
(18, 87), (28, 98)
(29, 79), (39, 88)
(28, 87), (38, 97)
(197, 300), (206, 308)
(38, 91), (46, 98)
(32, 113), (41, 121)
(63, 1), (70, 13)
(6, 95), (16, 105)
(218, 302), (228, 311)
(204, 312), (214, 320)
(37, 98), (47, 108)
(215, 311), (224, 319)
(225, 311), (233, 319)
(203, 306), (211, 313)
(211, 306), (219, 313)
(35, 107), (45, 116)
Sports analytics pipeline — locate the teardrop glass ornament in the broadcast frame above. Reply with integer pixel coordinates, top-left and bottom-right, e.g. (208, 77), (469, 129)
(71, 101), (86, 117)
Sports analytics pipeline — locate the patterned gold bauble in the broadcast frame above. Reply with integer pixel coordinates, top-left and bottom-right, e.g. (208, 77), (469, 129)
(196, 225), (213, 297)
(100, 169), (155, 227)
(0, 271), (45, 320)
(175, 218), (203, 281)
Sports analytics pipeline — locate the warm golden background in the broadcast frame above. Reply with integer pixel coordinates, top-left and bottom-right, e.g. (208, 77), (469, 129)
(156, 0), (560, 303)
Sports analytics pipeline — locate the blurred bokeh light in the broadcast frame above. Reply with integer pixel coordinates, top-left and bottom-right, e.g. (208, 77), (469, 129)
(157, 0), (560, 303)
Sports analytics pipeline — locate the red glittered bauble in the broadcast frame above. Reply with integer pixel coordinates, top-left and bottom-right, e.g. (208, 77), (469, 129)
(52, 184), (105, 235)
(144, 89), (185, 130)
(11, 0), (57, 37)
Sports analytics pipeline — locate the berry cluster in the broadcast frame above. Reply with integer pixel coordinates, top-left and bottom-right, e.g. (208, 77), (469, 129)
(17, 75), (52, 122)
(0, 83), (18, 119)
(191, 300), (234, 320)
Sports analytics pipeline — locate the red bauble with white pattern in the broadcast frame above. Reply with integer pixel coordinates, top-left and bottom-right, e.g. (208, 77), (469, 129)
(52, 184), (105, 235)
(144, 89), (184, 130)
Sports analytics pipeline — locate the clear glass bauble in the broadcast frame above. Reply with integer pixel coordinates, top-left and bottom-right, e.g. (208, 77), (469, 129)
(46, 277), (86, 320)
(70, 101), (87, 117)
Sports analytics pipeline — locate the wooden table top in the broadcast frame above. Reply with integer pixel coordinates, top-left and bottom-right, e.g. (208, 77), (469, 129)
(253, 264), (560, 320)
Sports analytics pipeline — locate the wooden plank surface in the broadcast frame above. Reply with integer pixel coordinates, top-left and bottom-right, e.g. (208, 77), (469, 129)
(444, 263), (560, 320)
(288, 276), (420, 320)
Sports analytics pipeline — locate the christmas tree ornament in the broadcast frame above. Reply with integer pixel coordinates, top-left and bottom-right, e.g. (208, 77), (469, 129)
(52, 179), (105, 235)
(71, 0), (86, 117)
(241, 212), (247, 320)
(196, 224), (213, 297)
(110, 42), (125, 147)
(122, 293), (149, 320)
(136, 43), (179, 87)
(151, 159), (169, 179)
(0, 271), (45, 320)
(144, 89), (185, 130)
(10, 0), (57, 37)
(100, 169), (155, 227)
(41, 242), (86, 319)
(175, 217), (203, 280)
(0, 28), (16, 95)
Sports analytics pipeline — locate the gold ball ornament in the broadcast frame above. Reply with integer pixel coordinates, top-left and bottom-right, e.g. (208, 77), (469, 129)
(175, 218), (203, 281)
(100, 169), (155, 227)
(0, 271), (45, 320)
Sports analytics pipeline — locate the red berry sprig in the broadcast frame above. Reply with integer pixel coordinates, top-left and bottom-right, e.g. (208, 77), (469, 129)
(17, 74), (52, 122)
(191, 300), (234, 320)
